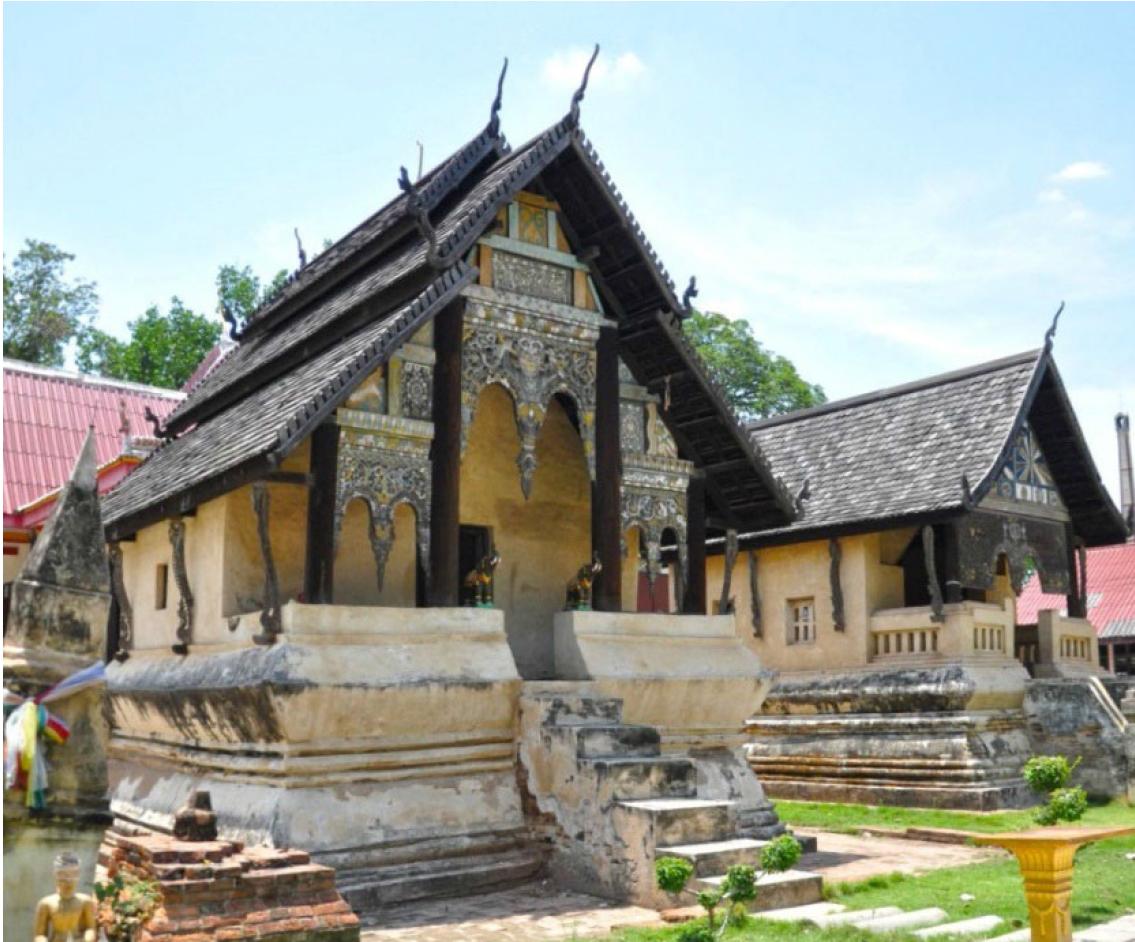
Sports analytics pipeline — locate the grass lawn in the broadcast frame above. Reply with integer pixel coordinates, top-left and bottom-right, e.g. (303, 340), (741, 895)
(595, 801), (1135, 942)
(774, 797), (1135, 835)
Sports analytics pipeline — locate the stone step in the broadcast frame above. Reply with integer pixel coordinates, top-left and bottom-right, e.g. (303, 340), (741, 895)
(811, 907), (905, 927)
(523, 690), (623, 727)
(618, 798), (735, 846)
(586, 757), (697, 800)
(573, 724), (660, 758)
(755, 901), (847, 922)
(661, 837), (767, 877)
(852, 908), (950, 932)
(699, 869), (825, 913)
(915, 915), (1005, 938)
(989, 931), (1030, 942)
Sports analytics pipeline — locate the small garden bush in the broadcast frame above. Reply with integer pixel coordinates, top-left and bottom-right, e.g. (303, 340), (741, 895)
(655, 834), (803, 937)
(1022, 754), (1087, 826)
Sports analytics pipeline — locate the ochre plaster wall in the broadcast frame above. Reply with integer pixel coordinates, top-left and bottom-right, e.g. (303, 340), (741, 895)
(460, 383), (591, 679)
(4, 543), (29, 584)
(621, 527), (640, 613)
(706, 531), (905, 673)
(334, 500), (418, 607)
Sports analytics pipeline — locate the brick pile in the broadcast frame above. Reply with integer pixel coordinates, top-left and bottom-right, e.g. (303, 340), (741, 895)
(98, 826), (360, 942)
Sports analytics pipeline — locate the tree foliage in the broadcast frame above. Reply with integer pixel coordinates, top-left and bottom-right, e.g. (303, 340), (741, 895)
(3, 240), (99, 366)
(77, 299), (220, 389)
(685, 310), (825, 419)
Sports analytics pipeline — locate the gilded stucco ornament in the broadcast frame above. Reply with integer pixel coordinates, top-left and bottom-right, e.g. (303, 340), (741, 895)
(461, 295), (597, 499)
(333, 424), (432, 593)
(400, 361), (433, 421)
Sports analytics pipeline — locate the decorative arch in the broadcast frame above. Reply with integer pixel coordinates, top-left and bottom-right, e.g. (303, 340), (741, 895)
(621, 490), (688, 591)
(333, 427), (431, 597)
(461, 303), (597, 498)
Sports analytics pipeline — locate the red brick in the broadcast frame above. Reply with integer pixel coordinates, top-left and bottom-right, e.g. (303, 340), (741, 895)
(311, 903), (349, 916)
(245, 910), (273, 925)
(215, 929), (249, 942)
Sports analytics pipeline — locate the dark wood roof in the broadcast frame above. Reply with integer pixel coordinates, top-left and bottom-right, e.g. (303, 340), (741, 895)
(736, 349), (1129, 548)
(105, 111), (797, 536)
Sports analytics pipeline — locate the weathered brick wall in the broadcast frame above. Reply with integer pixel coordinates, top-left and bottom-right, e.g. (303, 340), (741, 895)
(98, 826), (360, 942)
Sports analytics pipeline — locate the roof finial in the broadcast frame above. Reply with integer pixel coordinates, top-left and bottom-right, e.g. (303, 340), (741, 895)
(681, 275), (699, 318)
(144, 406), (174, 442)
(294, 228), (307, 270)
(568, 44), (600, 128)
(793, 478), (811, 515)
(219, 301), (240, 341)
(398, 166), (444, 269)
(1044, 300), (1065, 351)
(488, 58), (508, 137)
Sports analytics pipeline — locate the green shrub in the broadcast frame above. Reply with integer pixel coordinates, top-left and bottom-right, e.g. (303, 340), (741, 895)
(676, 923), (714, 942)
(655, 855), (695, 895)
(1023, 755), (1080, 794)
(721, 864), (757, 904)
(760, 833), (803, 873)
(1034, 786), (1089, 826)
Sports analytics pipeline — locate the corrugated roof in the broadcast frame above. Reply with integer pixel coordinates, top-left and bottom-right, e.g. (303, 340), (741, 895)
(2, 360), (183, 516)
(1017, 541), (1135, 639)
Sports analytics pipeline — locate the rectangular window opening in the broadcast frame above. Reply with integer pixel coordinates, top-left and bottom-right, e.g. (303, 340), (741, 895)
(787, 598), (815, 645)
(155, 564), (168, 610)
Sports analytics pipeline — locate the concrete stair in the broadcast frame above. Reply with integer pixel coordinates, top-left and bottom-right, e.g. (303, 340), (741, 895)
(518, 686), (821, 909)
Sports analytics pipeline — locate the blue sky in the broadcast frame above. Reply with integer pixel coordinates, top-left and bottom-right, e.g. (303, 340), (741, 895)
(5, 3), (1134, 502)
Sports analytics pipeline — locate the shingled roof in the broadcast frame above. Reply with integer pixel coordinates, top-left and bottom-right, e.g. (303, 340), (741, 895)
(104, 97), (796, 538)
(739, 348), (1129, 548)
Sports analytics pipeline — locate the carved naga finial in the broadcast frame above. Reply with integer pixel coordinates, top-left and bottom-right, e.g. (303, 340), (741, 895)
(568, 44), (600, 128)
(294, 227), (307, 270)
(793, 478), (811, 515)
(219, 301), (240, 342)
(680, 275), (699, 319)
(1044, 300), (1065, 351)
(398, 165), (444, 269)
(143, 406), (174, 442)
(488, 57), (508, 137)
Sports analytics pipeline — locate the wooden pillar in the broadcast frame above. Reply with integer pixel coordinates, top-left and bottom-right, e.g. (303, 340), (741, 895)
(428, 298), (464, 606)
(683, 473), (707, 615)
(1064, 524), (1086, 618)
(943, 522), (963, 604)
(303, 422), (340, 604)
(592, 326), (622, 611)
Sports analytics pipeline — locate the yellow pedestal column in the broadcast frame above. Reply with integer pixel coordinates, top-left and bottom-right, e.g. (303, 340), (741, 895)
(971, 826), (1135, 942)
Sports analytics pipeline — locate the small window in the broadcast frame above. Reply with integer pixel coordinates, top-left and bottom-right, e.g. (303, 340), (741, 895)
(787, 598), (815, 644)
(155, 564), (169, 610)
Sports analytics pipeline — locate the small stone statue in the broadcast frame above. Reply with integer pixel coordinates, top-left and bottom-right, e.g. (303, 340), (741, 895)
(172, 788), (218, 842)
(34, 853), (96, 942)
(565, 554), (603, 611)
(462, 550), (501, 607)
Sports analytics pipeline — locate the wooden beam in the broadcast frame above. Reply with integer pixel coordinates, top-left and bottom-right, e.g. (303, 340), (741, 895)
(592, 326), (622, 611)
(428, 297), (464, 606)
(683, 474), (707, 615)
(302, 422), (339, 604)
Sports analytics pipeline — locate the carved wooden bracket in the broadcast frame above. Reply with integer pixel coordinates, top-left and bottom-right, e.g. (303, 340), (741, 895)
(252, 483), (281, 645)
(718, 529), (738, 615)
(169, 517), (193, 654)
(923, 525), (945, 623)
(829, 537), (845, 632)
(108, 541), (133, 662)
(748, 549), (762, 637)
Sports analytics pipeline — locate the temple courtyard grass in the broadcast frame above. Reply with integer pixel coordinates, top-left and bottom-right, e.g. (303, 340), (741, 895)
(597, 800), (1135, 942)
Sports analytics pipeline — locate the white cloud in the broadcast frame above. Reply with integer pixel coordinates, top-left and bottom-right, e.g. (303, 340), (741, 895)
(1038, 187), (1067, 204)
(541, 48), (646, 92)
(1050, 161), (1110, 182)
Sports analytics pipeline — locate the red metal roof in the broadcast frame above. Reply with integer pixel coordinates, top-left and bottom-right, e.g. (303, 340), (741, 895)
(3, 360), (183, 519)
(1017, 540), (1135, 640)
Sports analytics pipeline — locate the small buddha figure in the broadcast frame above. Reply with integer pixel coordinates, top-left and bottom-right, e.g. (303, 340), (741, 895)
(33, 853), (96, 942)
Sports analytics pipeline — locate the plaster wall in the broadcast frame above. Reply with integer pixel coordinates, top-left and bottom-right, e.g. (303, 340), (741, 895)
(459, 383), (591, 679)
(706, 532), (904, 673)
(621, 527), (640, 613)
(333, 500), (418, 606)
(4, 543), (29, 584)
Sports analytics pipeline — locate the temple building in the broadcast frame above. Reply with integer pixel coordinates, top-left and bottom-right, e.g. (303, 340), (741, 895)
(98, 63), (822, 913)
(705, 349), (1132, 809)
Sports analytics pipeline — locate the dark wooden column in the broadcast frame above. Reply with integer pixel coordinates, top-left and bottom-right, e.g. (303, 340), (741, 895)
(1065, 523), (1086, 618)
(428, 298), (464, 606)
(303, 421), (340, 603)
(683, 473), (707, 615)
(592, 325), (623, 611)
(942, 522), (963, 604)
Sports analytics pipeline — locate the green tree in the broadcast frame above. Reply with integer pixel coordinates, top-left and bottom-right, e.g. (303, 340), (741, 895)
(685, 310), (825, 419)
(216, 263), (289, 330)
(3, 240), (99, 366)
(77, 298), (220, 389)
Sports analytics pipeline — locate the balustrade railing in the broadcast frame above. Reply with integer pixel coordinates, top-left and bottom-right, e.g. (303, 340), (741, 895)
(869, 599), (1016, 664)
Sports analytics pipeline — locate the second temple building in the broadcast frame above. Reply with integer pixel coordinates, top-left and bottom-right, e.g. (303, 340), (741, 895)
(96, 62), (1133, 915)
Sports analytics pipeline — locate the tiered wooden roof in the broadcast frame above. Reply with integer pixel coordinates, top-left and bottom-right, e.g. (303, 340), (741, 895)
(739, 349), (1129, 548)
(103, 102), (795, 540)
